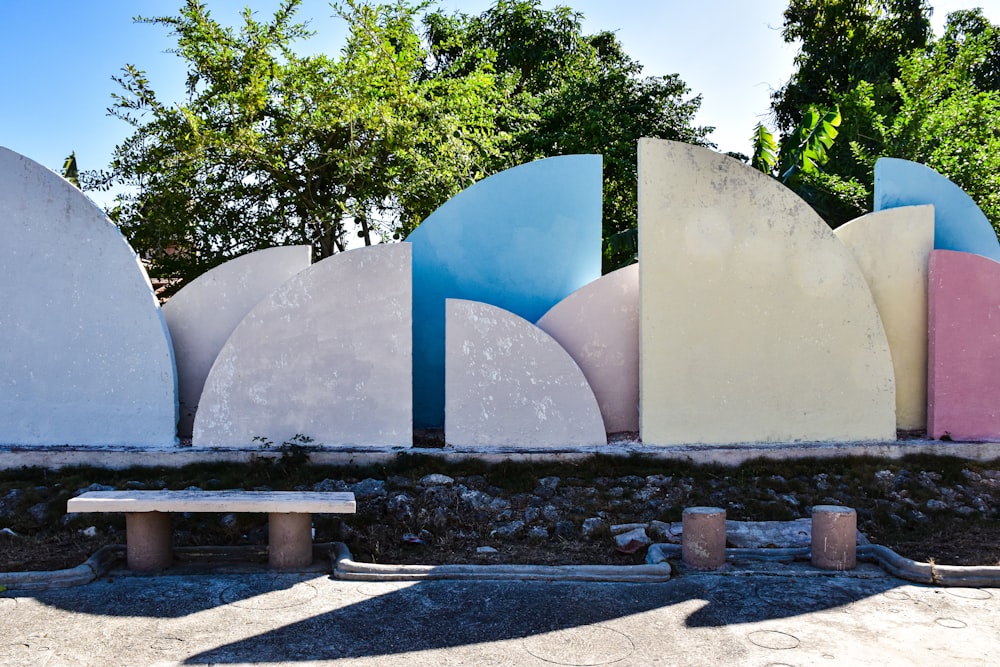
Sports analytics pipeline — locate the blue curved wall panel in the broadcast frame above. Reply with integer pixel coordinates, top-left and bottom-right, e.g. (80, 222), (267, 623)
(874, 157), (1000, 262)
(407, 155), (602, 428)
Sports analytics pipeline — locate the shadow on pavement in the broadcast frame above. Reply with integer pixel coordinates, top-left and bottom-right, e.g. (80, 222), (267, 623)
(182, 574), (897, 663)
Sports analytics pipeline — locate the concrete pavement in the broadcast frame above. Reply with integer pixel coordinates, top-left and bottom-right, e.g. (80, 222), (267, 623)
(2, 559), (998, 666)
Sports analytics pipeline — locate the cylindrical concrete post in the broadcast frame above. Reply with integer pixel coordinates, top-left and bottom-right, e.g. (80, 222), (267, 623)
(682, 506), (726, 570)
(811, 505), (857, 570)
(125, 512), (172, 571)
(269, 512), (313, 570)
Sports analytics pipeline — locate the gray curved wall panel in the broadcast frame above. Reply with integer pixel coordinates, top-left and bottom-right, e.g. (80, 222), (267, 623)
(446, 299), (607, 447)
(193, 244), (411, 447)
(0, 147), (177, 447)
(163, 246), (312, 437)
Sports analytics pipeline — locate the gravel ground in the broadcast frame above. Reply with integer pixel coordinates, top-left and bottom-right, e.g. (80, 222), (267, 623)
(2, 453), (1000, 571)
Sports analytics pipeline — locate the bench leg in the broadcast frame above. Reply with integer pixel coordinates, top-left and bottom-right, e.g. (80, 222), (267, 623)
(125, 512), (172, 571)
(269, 513), (313, 569)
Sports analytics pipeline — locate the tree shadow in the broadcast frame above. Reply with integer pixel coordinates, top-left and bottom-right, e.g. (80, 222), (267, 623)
(16, 566), (903, 663)
(181, 573), (899, 663)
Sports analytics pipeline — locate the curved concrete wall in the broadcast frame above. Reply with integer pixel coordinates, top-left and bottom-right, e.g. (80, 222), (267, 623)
(875, 158), (1000, 262)
(164, 246), (312, 438)
(193, 244), (412, 448)
(637, 139), (896, 445)
(408, 155), (603, 429)
(446, 299), (607, 447)
(536, 264), (639, 433)
(835, 206), (934, 431)
(0, 147), (177, 447)
(928, 250), (1000, 441)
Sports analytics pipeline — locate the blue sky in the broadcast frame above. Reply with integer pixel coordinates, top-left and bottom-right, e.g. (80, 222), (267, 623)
(2, 1), (997, 209)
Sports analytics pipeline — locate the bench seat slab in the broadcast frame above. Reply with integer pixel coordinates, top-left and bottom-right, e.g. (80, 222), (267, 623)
(68, 490), (356, 514)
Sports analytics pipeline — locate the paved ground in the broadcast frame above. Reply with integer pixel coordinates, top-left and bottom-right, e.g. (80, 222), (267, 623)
(1, 560), (998, 666)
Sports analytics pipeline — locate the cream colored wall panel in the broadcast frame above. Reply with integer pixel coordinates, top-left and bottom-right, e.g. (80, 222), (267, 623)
(835, 206), (933, 431)
(638, 139), (896, 445)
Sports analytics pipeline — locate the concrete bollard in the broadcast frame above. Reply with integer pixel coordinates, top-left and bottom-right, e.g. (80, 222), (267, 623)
(268, 512), (313, 570)
(682, 506), (727, 570)
(125, 512), (173, 571)
(811, 505), (857, 570)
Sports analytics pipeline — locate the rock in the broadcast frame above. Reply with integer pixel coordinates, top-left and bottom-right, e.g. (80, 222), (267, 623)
(459, 475), (489, 490)
(387, 475), (414, 489)
(779, 494), (801, 507)
(614, 527), (651, 554)
(476, 546), (498, 554)
(489, 497), (512, 512)
(926, 499), (948, 511)
(350, 478), (387, 499)
(554, 521), (577, 540)
(80, 526), (98, 538)
(125, 480), (146, 490)
(645, 474), (673, 487)
(491, 520), (525, 538)
(636, 486), (660, 501)
(419, 474), (454, 486)
(76, 483), (115, 495)
(581, 517), (605, 539)
(523, 507), (541, 523)
(648, 520), (671, 540)
(386, 493), (415, 521)
(962, 468), (983, 483)
(0, 489), (24, 517)
(430, 507), (450, 530)
(527, 526), (549, 540)
(460, 489), (494, 511)
(0, 527), (18, 537)
(620, 475), (644, 489)
(313, 478), (349, 492)
(220, 513), (238, 529)
(27, 502), (48, 522)
(610, 522), (646, 535)
(542, 505), (559, 522)
(537, 476), (560, 490)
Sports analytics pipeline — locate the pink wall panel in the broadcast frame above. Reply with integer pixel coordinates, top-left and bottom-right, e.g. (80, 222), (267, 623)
(928, 250), (1000, 440)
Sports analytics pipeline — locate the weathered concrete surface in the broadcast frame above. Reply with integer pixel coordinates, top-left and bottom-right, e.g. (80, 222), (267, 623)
(536, 264), (639, 433)
(163, 246), (312, 438)
(409, 155), (603, 429)
(928, 249), (1000, 441)
(638, 139), (896, 446)
(0, 146), (177, 447)
(2, 567), (998, 665)
(835, 206), (934, 431)
(875, 157), (1000, 262)
(0, 439), (1000, 470)
(445, 299), (607, 447)
(193, 244), (412, 447)
(5, 439), (1000, 471)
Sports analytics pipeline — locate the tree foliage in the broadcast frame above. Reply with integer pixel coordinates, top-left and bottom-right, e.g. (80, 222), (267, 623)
(96, 0), (506, 289)
(422, 0), (711, 271)
(852, 9), (1000, 229)
(98, 0), (711, 285)
(771, 1), (1000, 235)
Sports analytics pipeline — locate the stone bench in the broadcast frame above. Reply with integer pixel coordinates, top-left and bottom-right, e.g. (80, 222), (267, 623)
(67, 490), (356, 571)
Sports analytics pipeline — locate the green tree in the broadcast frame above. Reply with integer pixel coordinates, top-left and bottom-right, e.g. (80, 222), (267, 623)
(771, 0), (931, 226)
(98, 0), (505, 290)
(853, 9), (1000, 230)
(423, 0), (712, 271)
